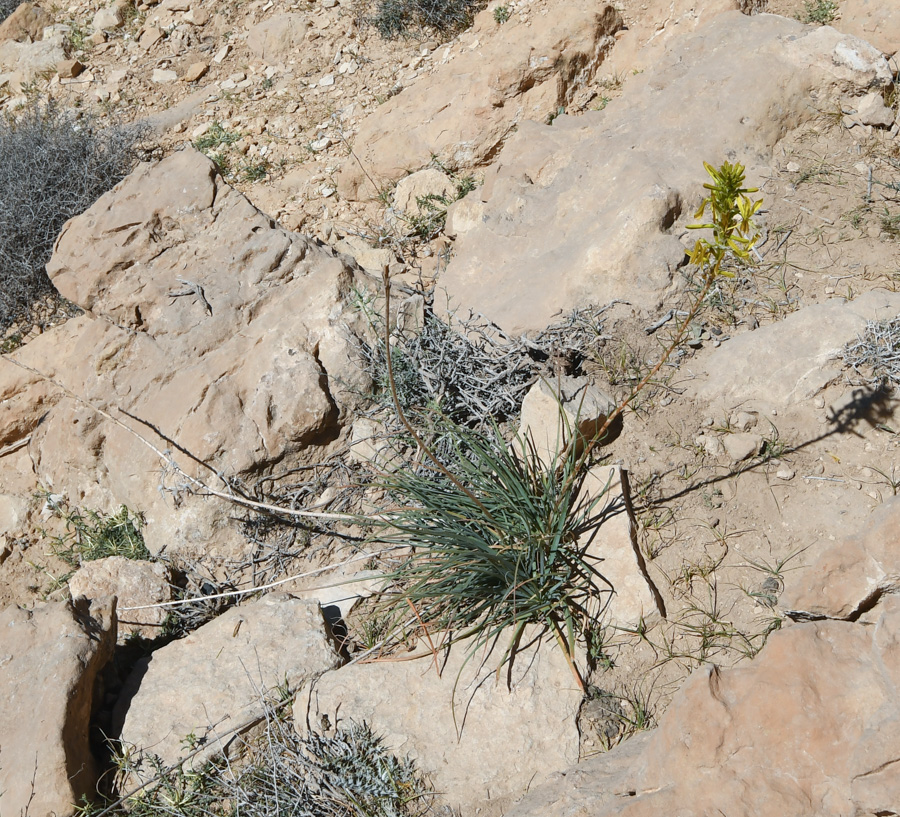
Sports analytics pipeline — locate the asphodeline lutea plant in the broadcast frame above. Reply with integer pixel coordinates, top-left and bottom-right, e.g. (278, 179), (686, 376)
(686, 160), (763, 277)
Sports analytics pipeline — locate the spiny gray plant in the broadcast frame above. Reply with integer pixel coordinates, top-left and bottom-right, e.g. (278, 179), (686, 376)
(358, 302), (613, 428)
(83, 714), (431, 817)
(371, 0), (483, 38)
(0, 100), (148, 335)
(0, 0), (19, 24)
(843, 316), (900, 388)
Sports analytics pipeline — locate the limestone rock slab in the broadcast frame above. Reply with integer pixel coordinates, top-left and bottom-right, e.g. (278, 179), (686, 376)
(506, 596), (900, 817)
(0, 599), (116, 817)
(838, 0), (900, 56)
(0, 148), (368, 559)
(300, 633), (582, 817)
(782, 496), (900, 620)
(338, 3), (624, 200)
(440, 13), (892, 333)
(688, 289), (900, 413)
(115, 595), (341, 773)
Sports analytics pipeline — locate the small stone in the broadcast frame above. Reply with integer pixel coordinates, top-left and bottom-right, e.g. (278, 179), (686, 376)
(183, 8), (209, 25)
(182, 61), (208, 82)
(814, 395), (825, 408)
(730, 410), (758, 432)
(855, 92), (895, 128)
(89, 30), (107, 44)
(151, 67), (178, 83)
(310, 136), (331, 151)
(776, 467), (795, 480)
(320, 186), (336, 197)
(319, 73), (335, 86)
(139, 26), (163, 49)
(213, 44), (230, 63)
(696, 435), (725, 457)
(57, 59), (84, 78)
(92, 6), (123, 30)
(722, 433), (763, 463)
(786, 161), (800, 172)
(321, 0), (337, 6)
(191, 121), (211, 138)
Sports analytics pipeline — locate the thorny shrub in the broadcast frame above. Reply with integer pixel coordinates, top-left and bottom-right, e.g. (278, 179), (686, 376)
(0, 100), (148, 335)
(370, 0), (484, 38)
(0, 0), (19, 24)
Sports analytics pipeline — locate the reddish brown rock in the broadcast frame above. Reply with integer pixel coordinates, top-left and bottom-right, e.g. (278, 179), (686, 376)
(57, 58), (83, 78)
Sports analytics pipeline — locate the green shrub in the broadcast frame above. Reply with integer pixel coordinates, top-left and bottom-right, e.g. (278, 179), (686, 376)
(371, 0), (484, 38)
(372, 418), (615, 689)
(44, 496), (151, 566)
(0, 100), (147, 336)
(801, 0), (837, 24)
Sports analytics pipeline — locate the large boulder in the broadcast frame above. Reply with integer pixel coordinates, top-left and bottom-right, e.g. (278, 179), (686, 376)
(337, 3), (624, 200)
(0, 148), (368, 559)
(0, 3), (52, 45)
(439, 13), (892, 334)
(114, 595), (342, 774)
(505, 499), (900, 817)
(299, 633), (582, 817)
(0, 599), (116, 817)
(507, 606), (900, 816)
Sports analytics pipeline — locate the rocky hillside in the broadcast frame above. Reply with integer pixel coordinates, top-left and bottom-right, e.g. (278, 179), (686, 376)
(2, 0), (900, 814)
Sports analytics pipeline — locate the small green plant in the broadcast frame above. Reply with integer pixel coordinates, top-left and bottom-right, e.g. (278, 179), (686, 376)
(43, 495), (150, 566)
(801, 0), (837, 24)
(65, 22), (92, 54)
(372, 418), (615, 691)
(238, 158), (270, 182)
(881, 208), (900, 238)
(193, 121), (241, 170)
(493, 4), (510, 23)
(402, 171), (477, 239)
